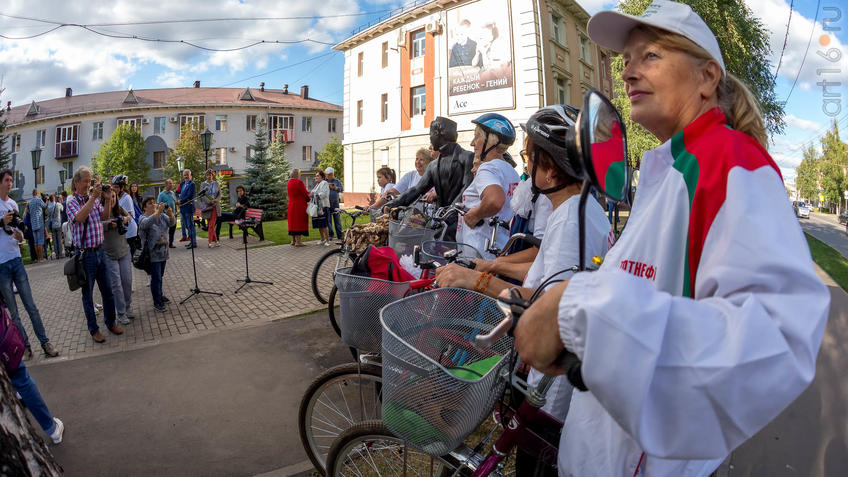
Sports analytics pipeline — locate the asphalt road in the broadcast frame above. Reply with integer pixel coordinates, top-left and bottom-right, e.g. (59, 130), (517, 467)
(27, 311), (349, 477)
(801, 212), (848, 259)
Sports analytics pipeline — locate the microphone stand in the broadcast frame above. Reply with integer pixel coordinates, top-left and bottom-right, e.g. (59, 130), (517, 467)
(234, 217), (273, 293)
(178, 191), (223, 304)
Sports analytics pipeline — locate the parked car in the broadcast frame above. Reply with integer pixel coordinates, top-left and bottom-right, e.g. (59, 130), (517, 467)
(793, 201), (811, 219)
(839, 210), (848, 225)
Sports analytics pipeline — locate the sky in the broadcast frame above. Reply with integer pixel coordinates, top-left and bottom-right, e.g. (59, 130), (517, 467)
(1, 0), (846, 185)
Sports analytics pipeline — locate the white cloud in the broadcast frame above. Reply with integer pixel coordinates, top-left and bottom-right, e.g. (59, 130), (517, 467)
(0, 0), (361, 105)
(772, 152), (803, 168)
(784, 113), (824, 132)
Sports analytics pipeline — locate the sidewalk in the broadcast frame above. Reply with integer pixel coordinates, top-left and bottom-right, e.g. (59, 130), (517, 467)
(13, 238), (331, 365)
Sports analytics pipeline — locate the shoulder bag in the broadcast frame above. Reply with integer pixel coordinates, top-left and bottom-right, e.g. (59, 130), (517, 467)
(63, 217), (89, 291)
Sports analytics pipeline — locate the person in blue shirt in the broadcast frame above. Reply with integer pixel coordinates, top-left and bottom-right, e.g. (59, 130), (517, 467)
(157, 179), (178, 248)
(178, 170), (197, 249)
(28, 190), (46, 262)
(325, 167), (344, 241)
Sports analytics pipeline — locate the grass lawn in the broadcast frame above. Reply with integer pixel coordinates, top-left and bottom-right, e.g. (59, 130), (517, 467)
(806, 233), (848, 292)
(193, 214), (362, 246)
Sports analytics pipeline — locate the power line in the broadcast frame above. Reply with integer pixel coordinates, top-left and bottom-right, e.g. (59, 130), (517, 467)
(773, 0), (793, 78)
(216, 51), (338, 87)
(783, 0), (821, 105)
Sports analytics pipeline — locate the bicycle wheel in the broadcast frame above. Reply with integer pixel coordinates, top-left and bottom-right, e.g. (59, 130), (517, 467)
(298, 362), (383, 474)
(326, 420), (465, 477)
(312, 248), (355, 304)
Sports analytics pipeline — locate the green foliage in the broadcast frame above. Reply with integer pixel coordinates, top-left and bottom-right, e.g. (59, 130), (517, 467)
(268, 134), (293, 217)
(795, 146), (818, 202)
(91, 124), (150, 192)
(244, 120), (287, 219)
(318, 136), (344, 182)
(215, 173), (230, 211)
(794, 120), (848, 209)
(612, 0), (785, 163)
(820, 119), (848, 166)
(806, 233), (848, 293)
(0, 99), (10, 170)
(164, 122), (205, 184)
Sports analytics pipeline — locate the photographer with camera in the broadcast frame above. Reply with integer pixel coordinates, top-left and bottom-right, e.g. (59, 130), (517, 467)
(0, 169), (59, 358)
(66, 166), (121, 343)
(100, 186), (134, 325)
(110, 175), (140, 257)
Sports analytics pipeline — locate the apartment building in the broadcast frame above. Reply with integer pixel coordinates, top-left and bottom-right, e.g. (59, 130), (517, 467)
(334, 0), (613, 203)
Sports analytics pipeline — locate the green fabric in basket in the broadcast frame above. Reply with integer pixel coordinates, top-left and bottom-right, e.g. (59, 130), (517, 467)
(447, 355), (503, 380)
(383, 401), (449, 446)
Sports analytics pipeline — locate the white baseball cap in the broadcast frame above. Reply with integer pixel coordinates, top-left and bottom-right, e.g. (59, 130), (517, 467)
(587, 0), (725, 75)
(325, 167), (335, 174)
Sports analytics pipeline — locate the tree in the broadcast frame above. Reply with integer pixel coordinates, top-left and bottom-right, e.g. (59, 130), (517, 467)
(820, 119), (848, 166)
(164, 122), (205, 184)
(318, 136), (344, 182)
(0, 95), (11, 170)
(611, 0), (785, 163)
(215, 172), (231, 211)
(0, 365), (63, 475)
(819, 160), (845, 210)
(795, 145), (819, 202)
(244, 120), (286, 219)
(91, 124), (150, 188)
(268, 134), (292, 217)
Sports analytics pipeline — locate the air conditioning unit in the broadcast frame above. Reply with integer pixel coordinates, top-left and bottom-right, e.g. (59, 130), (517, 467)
(229, 147), (237, 153)
(425, 22), (442, 34)
(397, 29), (406, 47)
(141, 118), (150, 125)
(169, 116), (178, 123)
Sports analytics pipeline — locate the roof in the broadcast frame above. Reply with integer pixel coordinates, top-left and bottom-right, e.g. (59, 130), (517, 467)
(5, 87), (342, 127)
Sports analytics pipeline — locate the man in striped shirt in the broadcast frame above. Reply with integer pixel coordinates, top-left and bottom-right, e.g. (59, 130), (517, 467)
(66, 166), (121, 343)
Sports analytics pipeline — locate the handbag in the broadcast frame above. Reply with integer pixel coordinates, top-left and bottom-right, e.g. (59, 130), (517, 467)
(0, 300), (26, 372)
(307, 196), (322, 217)
(132, 238), (151, 272)
(63, 218), (89, 291)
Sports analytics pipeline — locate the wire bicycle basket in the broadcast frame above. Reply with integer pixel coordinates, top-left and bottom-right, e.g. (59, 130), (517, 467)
(379, 288), (514, 457)
(334, 267), (412, 352)
(419, 240), (481, 267)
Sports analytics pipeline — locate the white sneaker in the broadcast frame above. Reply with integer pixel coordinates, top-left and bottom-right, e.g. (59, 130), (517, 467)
(125, 310), (135, 320)
(324, 241), (331, 247)
(94, 303), (103, 313)
(50, 418), (64, 444)
(117, 314), (130, 325)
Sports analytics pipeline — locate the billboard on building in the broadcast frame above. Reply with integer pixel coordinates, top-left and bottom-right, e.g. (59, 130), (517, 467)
(446, 0), (514, 115)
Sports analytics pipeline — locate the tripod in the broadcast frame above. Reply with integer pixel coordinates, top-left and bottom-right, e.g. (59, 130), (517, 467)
(180, 222), (223, 304)
(235, 220), (273, 293)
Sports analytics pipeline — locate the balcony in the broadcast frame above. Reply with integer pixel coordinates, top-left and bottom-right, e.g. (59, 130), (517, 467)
(55, 141), (78, 159)
(270, 128), (295, 143)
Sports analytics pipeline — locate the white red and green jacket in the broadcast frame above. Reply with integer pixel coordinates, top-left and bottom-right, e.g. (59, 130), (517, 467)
(555, 108), (830, 476)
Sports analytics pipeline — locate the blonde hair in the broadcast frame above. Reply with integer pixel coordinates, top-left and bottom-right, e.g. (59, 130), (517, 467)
(474, 126), (510, 154)
(636, 25), (768, 149)
(415, 147), (432, 162)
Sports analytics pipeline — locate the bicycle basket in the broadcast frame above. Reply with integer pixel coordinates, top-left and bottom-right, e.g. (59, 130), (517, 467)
(379, 288), (514, 457)
(420, 241), (482, 267)
(334, 267), (412, 352)
(388, 221), (441, 260)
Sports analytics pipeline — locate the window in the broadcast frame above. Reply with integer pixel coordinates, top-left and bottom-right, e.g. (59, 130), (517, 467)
(382, 41), (389, 68)
(215, 115), (227, 131)
(412, 30), (425, 58)
(153, 151), (166, 169)
(11, 134), (20, 152)
(92, 122), (103, 140)
(328, 118), (337, 133)
(154, 117), (166, 134)
(180, 114), (205, 128)
(215, 148), (227, 165)
(55, 124), (79, 159)
(117, 117), (141, 129)
(302, 145), (312, 163)
(580, 34), (592, 64)
(246, 115), (257, 131)
(269, 114), (294, 142)
(302, 116), (312, 132)
(246, 146), (254, 160)
(381, 93), (388, 122)
(411, 86), (426, 116)
(551, 15), (564, 45)
(556, 78), (569, 105)
(63, 162), (73, 181)
(358, 52), (364, 76)
(35, 129), (46, 149)
(357, 100), (363, 127)
(35, 166), (45, 185)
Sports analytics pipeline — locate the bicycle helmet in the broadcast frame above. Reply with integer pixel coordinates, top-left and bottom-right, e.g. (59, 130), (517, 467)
(520, 104), (582, 195)
(111, 174), (128, 187)
(471, 113), (515, 161)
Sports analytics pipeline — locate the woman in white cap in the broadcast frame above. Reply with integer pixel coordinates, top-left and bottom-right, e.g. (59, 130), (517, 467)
(512, 1), (830, 475)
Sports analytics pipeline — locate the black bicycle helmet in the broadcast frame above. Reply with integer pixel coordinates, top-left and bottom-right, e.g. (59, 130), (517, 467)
(520, 105), (582, 194)
(111, 174), (128, 187)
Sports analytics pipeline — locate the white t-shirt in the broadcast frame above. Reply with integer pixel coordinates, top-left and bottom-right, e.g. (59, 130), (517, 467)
(380, 183), (396, 195)
(394, 170), (422, 194)
(118, 192), (139, 239)
(457, 158), (520, 260)
(524, 193), (612, 422)
(509, 179), (553, 239)
(0, 197), (22, 264)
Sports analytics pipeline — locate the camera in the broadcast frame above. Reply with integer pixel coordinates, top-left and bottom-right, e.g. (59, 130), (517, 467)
(111, 217), (127, 235)
(3, 211), (24, 235)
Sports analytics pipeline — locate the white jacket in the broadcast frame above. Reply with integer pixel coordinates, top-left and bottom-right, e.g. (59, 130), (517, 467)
(555, 109), (829, 476)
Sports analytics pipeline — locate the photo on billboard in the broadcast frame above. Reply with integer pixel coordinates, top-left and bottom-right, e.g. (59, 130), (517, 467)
(446, 0), (515, 115)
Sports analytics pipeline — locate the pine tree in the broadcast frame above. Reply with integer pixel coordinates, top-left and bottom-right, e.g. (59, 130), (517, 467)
(215, 173), (231, 211)
(244, 120), (286, 219)
(268, 135), (292, 218)
(0, 95), (11, 171)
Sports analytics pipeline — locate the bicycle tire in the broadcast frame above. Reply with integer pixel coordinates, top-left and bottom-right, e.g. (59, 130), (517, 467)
(298, 362), (384, 474)
(312, 248), (343, 304)
(325, 419), (466, 477)
(328, 285), (341, 337)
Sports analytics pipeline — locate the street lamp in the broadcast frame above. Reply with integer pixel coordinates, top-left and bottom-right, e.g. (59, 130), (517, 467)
(30, 148), (41, 190)
(176, 156), (185, 172)
(199, 128), (213, 171)
(58, 169), (67, 192)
